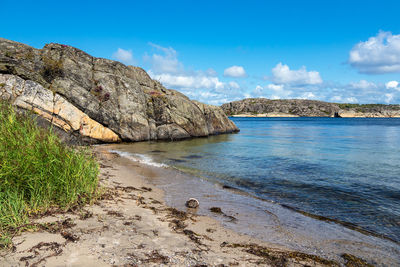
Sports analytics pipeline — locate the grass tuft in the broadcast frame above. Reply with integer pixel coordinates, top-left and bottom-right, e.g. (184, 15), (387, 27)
(0, 102), (99, 248)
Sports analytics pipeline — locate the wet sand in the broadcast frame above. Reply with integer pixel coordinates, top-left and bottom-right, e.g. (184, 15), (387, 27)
(0, 147), (390, 266)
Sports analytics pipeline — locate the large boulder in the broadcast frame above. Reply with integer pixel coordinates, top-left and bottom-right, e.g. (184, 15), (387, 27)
(0, 38), (238, 143)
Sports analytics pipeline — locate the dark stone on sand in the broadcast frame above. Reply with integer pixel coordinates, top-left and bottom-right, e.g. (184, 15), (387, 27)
(185, 198), (199, 208)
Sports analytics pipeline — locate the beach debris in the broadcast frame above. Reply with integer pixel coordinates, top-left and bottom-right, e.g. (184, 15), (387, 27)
(140, 186), (152, 192)
(150, 199), (162, 204)
(170, 219), (187, 230)
(61, 231), (80, 242)
(185, 198), (200, 208)
(19, 255), (35, 262)
(25, 242), (64, 267)
(221, 242), (340, 266)
(224, 215), (237, 223)
(167, 208), (188, 220)
(79, 210), (93, 220)
(210, 207), (222, 213)
(37, 218), (76, 233)
(106, 210), (124, 217)
(137, 195), (145, 205)
(210, 207), (238, 222)
(183, 229), (202, 245)
(143, 250), (170, 264)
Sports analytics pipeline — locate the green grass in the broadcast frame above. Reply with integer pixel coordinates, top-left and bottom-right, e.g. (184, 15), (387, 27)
(0, 102), (99, 248)
(337, 103), (400, 112)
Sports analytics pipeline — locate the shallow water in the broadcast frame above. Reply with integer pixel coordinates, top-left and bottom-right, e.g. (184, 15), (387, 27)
(105, 117), (400, 264)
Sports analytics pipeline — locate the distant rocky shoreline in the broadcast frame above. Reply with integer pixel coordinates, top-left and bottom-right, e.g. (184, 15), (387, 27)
(221, 98), (400, 118)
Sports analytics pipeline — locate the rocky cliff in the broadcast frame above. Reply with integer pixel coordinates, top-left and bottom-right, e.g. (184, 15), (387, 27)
(221, 98), (400, 118)
(0, 38), (238, 143)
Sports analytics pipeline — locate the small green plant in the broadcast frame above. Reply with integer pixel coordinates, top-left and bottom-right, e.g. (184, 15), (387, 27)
(41, 56), (63, 83)
(337, 103), (360, 110)
(0, 102), (99, 248)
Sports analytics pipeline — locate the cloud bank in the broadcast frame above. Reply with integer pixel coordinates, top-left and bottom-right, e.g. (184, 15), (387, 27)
(270, 63), (322, 85)
(113, 40), (400, 106)
(349, 31), (400, 74)
(145, 43), (246, 105)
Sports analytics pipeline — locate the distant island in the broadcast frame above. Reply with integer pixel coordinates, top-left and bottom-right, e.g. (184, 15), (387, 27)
(221, 98), (400, 118)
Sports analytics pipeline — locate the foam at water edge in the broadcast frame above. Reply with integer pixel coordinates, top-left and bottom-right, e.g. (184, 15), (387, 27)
(109, 150), (168, 168)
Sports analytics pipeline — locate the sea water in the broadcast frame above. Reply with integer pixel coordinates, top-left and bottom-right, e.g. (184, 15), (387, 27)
(105, 117), (400, 264)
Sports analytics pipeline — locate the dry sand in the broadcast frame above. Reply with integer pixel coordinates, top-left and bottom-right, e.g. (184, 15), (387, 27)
(0, 148), (372, 267)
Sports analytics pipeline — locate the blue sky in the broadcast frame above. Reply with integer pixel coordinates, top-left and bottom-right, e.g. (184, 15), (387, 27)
(2, 0), (400, 105)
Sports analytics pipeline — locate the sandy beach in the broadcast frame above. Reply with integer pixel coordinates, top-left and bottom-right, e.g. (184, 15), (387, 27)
(0, 147), (380, 266)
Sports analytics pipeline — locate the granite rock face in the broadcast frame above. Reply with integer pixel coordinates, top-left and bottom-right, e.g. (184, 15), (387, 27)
(221, 98), (400, 117)
(0, 38), (238, 143)
(0, 74), (120, 143)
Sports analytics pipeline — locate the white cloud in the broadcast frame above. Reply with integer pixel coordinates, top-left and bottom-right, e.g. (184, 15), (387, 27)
(112, 48), (134, 64)
(270, 63), (322, 85)
(386, 80), (399, 90)
(223, 65), (247, 78)
(145, 44), (247, 106)
(206, 68), (218, 76)
(266, 84), (284, 91)
(301, 92), (316, 99)
(252, 84), (292, 99)
(247, 78), (400, 104)
(142, 43), (400, 106)
(149, 71), (224, 90)
(270, 95), (282, 100)
(330, 96), (358, 103)
(349, 31), (400, 74)
(252, 85), (262, 94)
(244, 76), (400, 105)
(145, 43), (227, 92)
(181, 87), (246, 106)
(349, 80), (377, 89)
(145, 43), (183, 74)
(385, 93), (394, 103)
(228, 81), (240, 89)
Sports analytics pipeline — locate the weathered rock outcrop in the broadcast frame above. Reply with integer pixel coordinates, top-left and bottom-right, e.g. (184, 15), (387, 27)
(0, 38), (238, 143)
(222, 98), (340, 117)
(221, 98), (400, 118)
